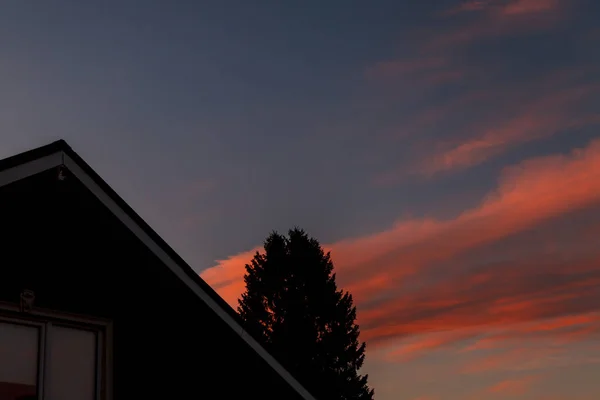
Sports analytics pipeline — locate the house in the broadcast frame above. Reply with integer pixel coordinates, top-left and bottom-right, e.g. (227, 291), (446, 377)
(0, 140), (316, 400)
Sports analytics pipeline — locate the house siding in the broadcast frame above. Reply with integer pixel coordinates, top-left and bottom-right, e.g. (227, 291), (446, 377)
(0, 168), (305, 400)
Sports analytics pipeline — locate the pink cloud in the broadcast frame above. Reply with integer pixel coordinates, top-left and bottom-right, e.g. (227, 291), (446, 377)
(421, 110), (600, 177)
(427, 0), (567, 52)
(441, 0), (562, 19)
(376, 77), (600, 182)
(201, 247), (259, 309)
(501, 0), (560, 15)
(488, 375), (541, 394)
(203, 139), (600, 355)
(384, 330), (478, 362)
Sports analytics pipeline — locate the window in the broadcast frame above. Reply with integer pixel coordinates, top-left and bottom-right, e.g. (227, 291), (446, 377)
(0, 310), (110, 400)
(0, 322), (39, 400)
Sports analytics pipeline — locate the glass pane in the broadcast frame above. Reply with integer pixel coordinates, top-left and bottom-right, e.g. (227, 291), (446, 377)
(45, 326), (97, 400)
(0, 321), (39, 400)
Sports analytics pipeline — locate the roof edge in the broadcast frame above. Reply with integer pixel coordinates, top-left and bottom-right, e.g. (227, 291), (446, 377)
(0, 139), (317, 400)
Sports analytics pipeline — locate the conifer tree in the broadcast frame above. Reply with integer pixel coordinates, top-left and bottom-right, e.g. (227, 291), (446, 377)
(238, 228), (374, 400)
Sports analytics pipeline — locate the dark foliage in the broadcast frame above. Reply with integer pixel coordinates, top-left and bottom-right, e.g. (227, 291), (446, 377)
(238, 228), (374, 400)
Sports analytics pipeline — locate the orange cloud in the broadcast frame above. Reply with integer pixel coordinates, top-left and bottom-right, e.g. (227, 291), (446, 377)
(445, 0), (561, 17)
(356, 139), (600, 303)
(384, 330), (478, 362)
(465, 347), (560, 374)
(442, 0), (560, 17)
(203, 139), (600, 353)
(359, 254), (600, 345)
(420, 84), (600, 175)
(372, 64), (600, 185)
(367, 0), (571, 101)
(201, 247), (259, 309)
(488, 375), (540, 394)
(466, 336), (600, 375)
(378, 311), (600, 365)
(420, 0), (571, 61)
(501, 0), (559, 16)
(489, 313), (600, 343)
(459, 311), (600, 352)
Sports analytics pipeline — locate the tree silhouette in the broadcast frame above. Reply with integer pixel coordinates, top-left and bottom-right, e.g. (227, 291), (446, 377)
(238, 228), (374, 400)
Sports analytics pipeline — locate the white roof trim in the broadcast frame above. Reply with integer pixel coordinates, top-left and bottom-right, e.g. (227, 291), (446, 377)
(0, 149), (316, 400)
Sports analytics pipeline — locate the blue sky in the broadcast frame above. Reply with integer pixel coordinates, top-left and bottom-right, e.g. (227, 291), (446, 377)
(2, 1), (600, 399)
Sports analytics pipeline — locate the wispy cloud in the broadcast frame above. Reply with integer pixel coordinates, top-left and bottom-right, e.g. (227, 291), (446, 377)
(196, 5), (599, 397)
(418, 84), (600, 176)
(203, 138), (600, 357)
(443, 0), (561, 17)
(376, 311), (600, 373)
(441, 0), (494, 16)
(431, 0), (566, 49)
(373, 65), (600, 184)
(488, 375), (541, 395)
(502, 0), (560, 16)
(365, 0), (589, 187)
(365, 0), (562, 87)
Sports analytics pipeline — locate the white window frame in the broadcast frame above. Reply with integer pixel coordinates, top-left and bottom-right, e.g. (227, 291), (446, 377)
(0, 302), (113, 400)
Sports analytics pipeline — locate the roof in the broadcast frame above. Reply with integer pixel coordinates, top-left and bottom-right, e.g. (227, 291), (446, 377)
(0, 139), (316, 400)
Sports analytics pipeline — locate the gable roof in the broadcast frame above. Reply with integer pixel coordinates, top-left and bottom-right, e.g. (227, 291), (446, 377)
(0, 140), (316, 400)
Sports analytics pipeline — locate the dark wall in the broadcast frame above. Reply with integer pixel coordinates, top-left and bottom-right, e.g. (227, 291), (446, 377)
(0, 167), (305, 400)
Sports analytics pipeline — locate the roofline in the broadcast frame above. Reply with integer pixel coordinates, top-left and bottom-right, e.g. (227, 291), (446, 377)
(0, 140), (317, 400)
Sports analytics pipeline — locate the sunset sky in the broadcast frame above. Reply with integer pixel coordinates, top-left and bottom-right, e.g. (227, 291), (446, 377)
(1, 1), (600, 399)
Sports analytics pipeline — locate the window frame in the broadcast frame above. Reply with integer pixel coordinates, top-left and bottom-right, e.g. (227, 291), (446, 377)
(0, 302), (113, 400)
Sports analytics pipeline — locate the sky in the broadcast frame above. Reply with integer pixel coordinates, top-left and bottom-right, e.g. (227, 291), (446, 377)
(1, 0), (599, 399)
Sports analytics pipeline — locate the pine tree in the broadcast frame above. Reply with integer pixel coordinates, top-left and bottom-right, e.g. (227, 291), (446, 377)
(238, 228), (374, 400)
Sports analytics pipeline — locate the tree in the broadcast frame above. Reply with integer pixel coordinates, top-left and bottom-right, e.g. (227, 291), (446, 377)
(238, 228), (374, 400)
